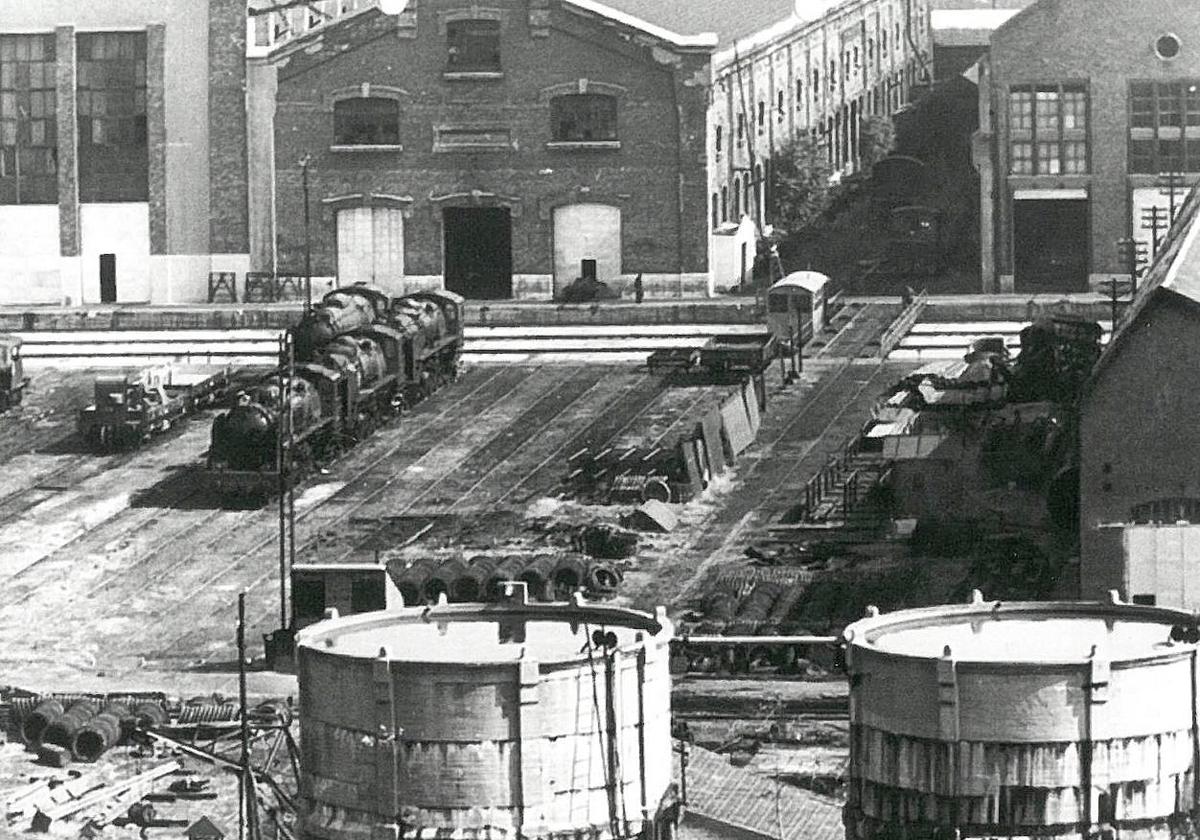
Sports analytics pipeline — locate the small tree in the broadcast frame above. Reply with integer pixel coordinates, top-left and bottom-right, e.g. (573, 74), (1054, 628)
(768, 134), (834, 239)
(859, 115), (897, 174)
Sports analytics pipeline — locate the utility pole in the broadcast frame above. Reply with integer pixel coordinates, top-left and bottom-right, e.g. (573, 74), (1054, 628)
(1140, 205), (1170, 258)
(299, 155), (313, 313)
(276, 331), (295, 631)
(1158, 170), (1184, 225)
(237, 593), (260, 840)
(1116, 238), (1148, 298)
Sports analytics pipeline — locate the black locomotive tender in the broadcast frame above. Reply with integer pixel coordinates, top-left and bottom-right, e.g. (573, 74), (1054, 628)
(206, 284), (464, 500)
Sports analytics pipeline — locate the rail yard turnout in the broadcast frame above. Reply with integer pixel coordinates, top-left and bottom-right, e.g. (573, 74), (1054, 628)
(0, 288), (1122, 839)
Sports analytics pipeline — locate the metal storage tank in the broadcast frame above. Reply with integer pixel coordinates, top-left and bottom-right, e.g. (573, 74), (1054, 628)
(842, 592), (1200, 840)
(295, 586), (679, 840)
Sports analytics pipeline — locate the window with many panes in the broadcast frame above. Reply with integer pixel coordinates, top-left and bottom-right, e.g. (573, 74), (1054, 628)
(0, 34), (57, 205)
(333, 97), (399, 145)
(550, 94), (617, 142)
(1008, 83), (1088, 175)
(1128, 81), (1200, 173)
(446, 19), (500, 72)
(76, 32), (147, 202)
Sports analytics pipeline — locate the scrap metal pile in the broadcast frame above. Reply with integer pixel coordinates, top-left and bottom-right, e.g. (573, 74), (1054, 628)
(1, 688), (298, 836)
(565, 373), (767, 504)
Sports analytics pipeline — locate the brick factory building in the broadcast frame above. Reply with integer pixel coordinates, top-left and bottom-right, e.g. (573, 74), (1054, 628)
(1078, 184), (1200, 607)
(0, 0), (250, 305)
(974, 0), (1200, 293)
(249, 0), (715, 301)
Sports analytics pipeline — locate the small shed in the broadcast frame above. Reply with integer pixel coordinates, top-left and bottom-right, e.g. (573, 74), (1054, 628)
(767, 271), (830, 344)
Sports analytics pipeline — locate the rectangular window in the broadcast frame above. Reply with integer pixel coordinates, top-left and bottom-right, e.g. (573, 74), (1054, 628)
(1009, 83), (1088, 175)
(76, 31), (147, 202)
(0, 34), (57, 205)
(1128, 80), (1200, 173)
(1011, 141), (1033, 174)
(1009, 90), (1033, 131)
(446, 19), (500, 72)
(1037, 141), (1061, 174)
(550, 94), (617, 143)
(1062, 140), (1088, 174)
(1035, 89), (1060, 132)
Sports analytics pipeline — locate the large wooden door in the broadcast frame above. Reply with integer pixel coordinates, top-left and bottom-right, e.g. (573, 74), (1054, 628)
(336, 206), (405, 285)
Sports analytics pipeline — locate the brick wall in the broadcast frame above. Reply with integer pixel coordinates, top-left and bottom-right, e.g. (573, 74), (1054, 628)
(270, 2), (712, 293)
(986, 0), (1200, 281)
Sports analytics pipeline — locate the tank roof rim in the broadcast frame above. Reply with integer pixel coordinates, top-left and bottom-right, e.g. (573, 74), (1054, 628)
(843, 599), (1200, 662)
(296, 600), (671, 659)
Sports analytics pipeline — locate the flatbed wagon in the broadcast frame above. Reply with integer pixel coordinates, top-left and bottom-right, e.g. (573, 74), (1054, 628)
(78, 364), (232, 451)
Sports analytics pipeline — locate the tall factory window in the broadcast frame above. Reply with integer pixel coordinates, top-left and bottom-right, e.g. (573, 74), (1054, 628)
(711, 193), (718, 228)
(1008, 83), (1088, 175)
(732, 176), (741, 217)
(333, 97), (400, 145)
(736, 113), (744, 144)
(550, 94), (617, 142)
(715, 124), (722, 158)
(446, 19), (500, 72)
(777, 90), (784, 121)
(0, 34), (57, 205)
(757, 100), (765, 131)
(76, 31), (147, 202)
(795, 79), (803, 110)
(720, 185), (727, 221)
(813, 68), (819, 91)
(1129, 81), (1200, 173)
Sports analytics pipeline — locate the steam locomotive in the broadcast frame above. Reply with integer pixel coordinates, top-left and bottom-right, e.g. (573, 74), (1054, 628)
(206, 284), (464, 500)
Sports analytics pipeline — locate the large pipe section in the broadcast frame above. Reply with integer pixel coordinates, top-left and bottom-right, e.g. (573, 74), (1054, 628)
(20, 698), (63, 745)
(72, 703), (129, 762)
(41, 700), (99, 750)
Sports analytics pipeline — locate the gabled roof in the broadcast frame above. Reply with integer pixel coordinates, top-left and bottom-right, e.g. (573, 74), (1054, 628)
(1085, 182), (1200, 392)
(261, 0), (718, 59)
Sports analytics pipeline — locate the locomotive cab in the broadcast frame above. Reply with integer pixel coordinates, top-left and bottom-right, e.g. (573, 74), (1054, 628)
(767, 271), (829, 351)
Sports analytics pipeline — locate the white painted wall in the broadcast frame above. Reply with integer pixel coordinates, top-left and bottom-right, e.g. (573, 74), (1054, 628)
(1125, 523), (1200, 609)
(79, 203), (151, 303)
(552, 203), (621, 294)
(710, 215), (757, 291)
(0, 205), (65, 303)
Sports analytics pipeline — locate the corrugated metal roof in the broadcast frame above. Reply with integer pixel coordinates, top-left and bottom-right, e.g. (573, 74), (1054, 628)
(675, 744), (845, 840)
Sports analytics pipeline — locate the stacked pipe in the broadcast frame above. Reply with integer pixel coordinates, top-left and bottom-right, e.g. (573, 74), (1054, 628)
(450, 558), (495, 602)
(72, 702), (129, 762)
(41, 700), (100, 751)
(20, 698), (64, 745)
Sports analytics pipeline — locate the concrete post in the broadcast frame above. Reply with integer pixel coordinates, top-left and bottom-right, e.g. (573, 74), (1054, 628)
(516, 651), (545, 837)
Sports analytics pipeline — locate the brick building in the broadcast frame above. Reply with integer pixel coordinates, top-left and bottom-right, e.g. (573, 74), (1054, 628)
(701, 0), (992, 289)
(974, 0), (1200, 293)
(1078, 184), (1200, 607)
(0, 0), (249, 304)
(249, 0), (715, 301)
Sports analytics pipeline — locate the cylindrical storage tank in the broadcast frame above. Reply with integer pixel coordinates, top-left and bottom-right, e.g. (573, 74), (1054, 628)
(295, 594), (679, 840)
(842, 593), (1200, 840)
